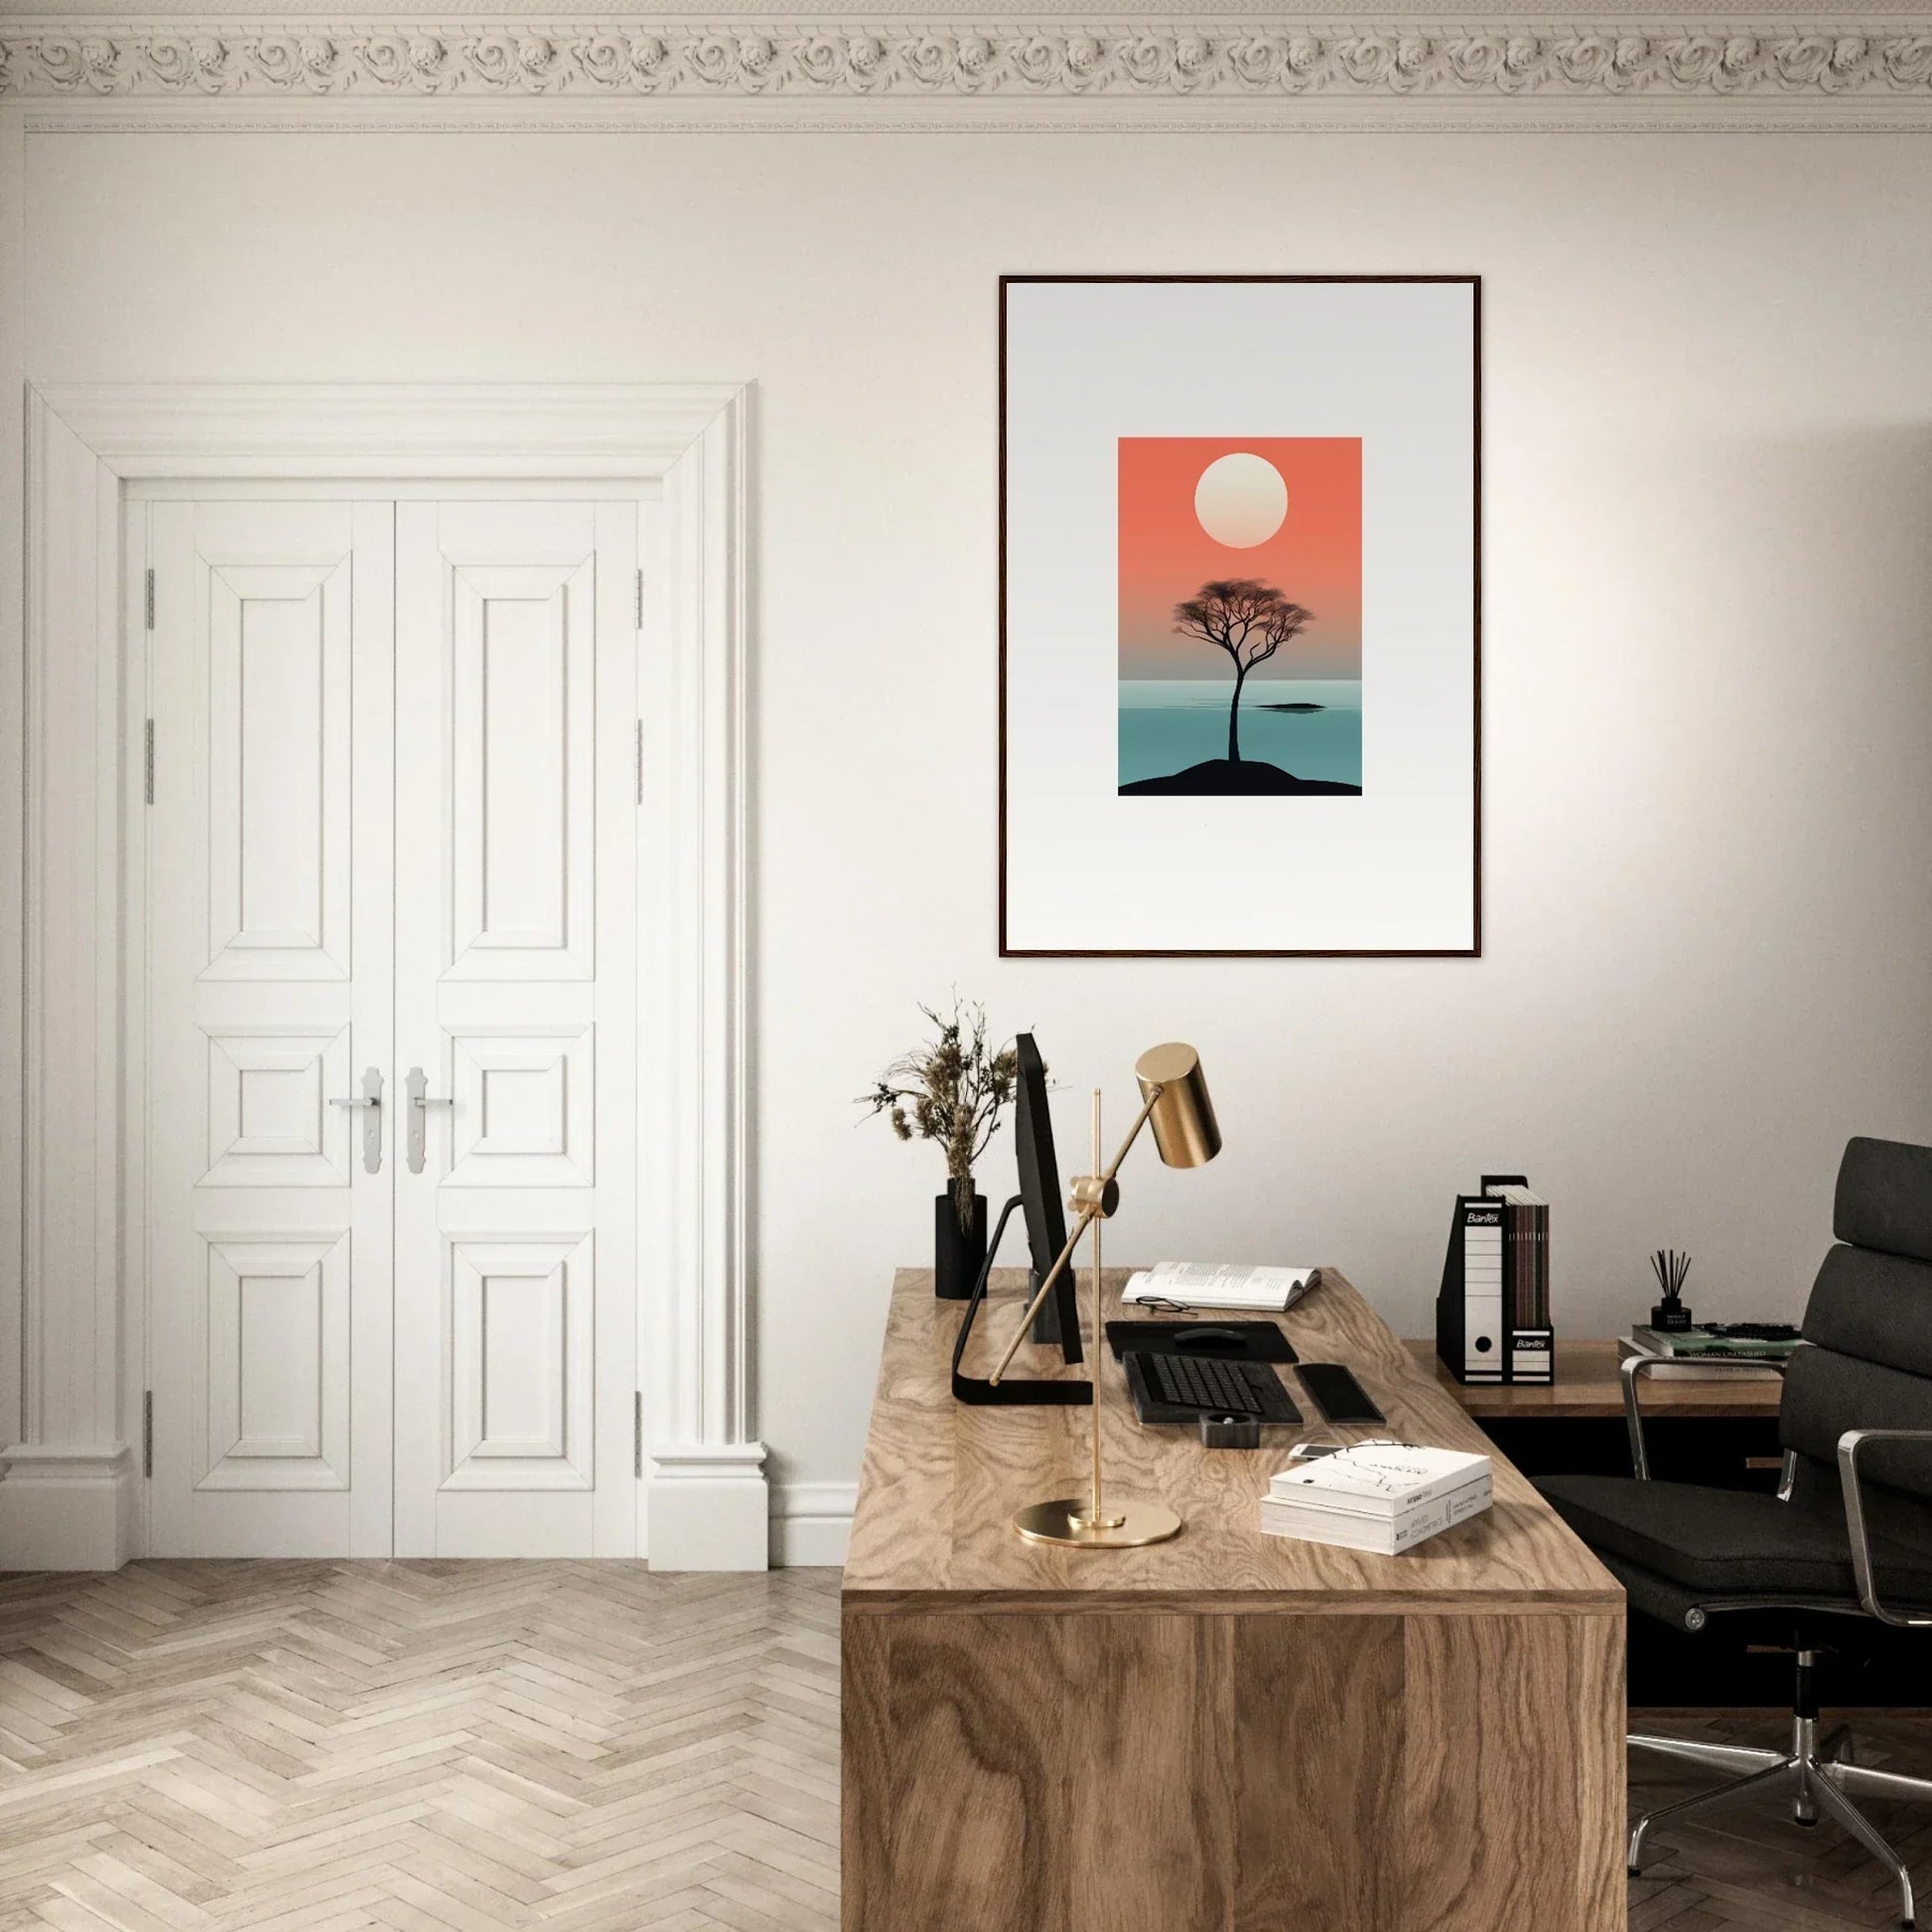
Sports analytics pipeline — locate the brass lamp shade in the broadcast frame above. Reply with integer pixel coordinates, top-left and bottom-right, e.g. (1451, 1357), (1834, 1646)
(1134, 1042), (1221, 1170)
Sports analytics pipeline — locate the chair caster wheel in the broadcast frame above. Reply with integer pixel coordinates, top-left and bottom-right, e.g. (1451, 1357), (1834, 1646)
(1795, 1815), (1819, 1829)
(1627, 1868), (1640, 1878)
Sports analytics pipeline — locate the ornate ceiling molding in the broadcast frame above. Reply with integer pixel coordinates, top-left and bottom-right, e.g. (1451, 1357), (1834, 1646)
(4, 17), (1931, 115)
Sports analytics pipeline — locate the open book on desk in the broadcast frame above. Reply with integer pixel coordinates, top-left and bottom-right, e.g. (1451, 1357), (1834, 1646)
(1121, 1261), (1316, 1313)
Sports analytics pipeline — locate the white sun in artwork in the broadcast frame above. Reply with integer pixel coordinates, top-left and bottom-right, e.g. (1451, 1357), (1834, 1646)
(1193, 452), (1289, 548)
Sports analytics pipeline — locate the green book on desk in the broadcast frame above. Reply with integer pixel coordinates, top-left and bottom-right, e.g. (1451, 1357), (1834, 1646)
(1629, 1324), (1801, 1361)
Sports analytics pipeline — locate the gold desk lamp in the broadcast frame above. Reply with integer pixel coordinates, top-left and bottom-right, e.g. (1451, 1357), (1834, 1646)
(987, 1041), (1221, 1549)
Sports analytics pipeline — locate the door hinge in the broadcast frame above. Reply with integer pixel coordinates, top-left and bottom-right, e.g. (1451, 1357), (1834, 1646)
(634, 568), (644, 631)
(144, 568), (155, 631)
(634, 720), (644, 805)
(633, 1392), (643, 1479)
(144, 720), (155, 806)
(142, 1391), (153, 1478)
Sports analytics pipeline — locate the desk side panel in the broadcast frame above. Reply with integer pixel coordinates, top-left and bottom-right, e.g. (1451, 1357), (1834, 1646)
(1404, 1610), (1627, 1932)
(1066, 1613), (1236, 1929)
(840, 1611), (892, 1932)
(1233, 1613), (1406, 1932)
(841, 1603), (1625, 1932)
(844, 1609), (1067, 1930)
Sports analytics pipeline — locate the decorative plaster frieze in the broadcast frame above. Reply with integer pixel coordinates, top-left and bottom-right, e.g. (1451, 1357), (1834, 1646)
(4, 19), (1932, 103)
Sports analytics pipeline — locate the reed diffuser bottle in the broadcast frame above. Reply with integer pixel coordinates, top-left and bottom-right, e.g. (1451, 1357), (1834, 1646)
(1650, 1249), (1694, 1332)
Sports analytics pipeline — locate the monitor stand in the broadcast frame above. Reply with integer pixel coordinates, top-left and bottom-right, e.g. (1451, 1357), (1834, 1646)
(951, 1196), (1092, 1407)
(1029, 1269), (1070, 1347)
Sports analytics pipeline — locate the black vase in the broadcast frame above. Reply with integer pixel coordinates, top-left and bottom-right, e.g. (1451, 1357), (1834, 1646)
(934, 1186), (989, 1300)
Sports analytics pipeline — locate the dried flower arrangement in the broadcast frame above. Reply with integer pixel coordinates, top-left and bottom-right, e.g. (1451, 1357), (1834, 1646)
(860, 999), (1021, 1233)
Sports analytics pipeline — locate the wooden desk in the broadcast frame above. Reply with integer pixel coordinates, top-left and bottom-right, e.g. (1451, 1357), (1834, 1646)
(1409, 1337), (1785, 1420)
(844, 1269), (1627, 1932)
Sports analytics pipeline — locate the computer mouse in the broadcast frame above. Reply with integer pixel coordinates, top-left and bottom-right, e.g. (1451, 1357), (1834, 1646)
(1174, 1326), (1246, 1350)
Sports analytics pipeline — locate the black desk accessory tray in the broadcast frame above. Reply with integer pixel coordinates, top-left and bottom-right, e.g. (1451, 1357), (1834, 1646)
(1104, 1319), (1297, 1365)
(1198, 1415), (1262, 1449)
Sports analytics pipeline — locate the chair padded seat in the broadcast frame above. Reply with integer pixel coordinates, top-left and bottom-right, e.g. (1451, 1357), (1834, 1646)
(1536, 1473), (1932, 1601)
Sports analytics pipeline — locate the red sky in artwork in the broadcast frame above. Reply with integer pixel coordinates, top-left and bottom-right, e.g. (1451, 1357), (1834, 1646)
(1119, 437), (1362, 681)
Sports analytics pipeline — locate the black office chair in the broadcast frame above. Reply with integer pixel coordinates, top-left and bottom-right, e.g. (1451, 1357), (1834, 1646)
(1537, 1136), (1932, 1930)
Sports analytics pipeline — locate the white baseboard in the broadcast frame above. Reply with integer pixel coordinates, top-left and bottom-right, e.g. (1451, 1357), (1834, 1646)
(770, 1480), (855, 1569)
(0, 1444), (136, 1571)
(0, 1441), (849, 1573)
(646, 1442), (769, 1571)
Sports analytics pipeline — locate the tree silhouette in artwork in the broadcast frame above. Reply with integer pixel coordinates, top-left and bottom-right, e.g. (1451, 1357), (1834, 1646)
(1172, 579), (1314, 763)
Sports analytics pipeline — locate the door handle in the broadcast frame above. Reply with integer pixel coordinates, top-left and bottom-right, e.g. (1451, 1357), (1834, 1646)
(405, 1066), (455, 1175)
(330, 1066), (385, 1174)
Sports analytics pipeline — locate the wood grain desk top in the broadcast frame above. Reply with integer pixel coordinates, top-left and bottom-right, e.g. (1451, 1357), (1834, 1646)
(843, 1268), (1621, 1616)
(1408, 1337), (1785, 1419)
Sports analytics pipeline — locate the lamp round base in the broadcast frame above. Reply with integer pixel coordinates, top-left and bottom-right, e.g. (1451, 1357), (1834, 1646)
(1012, 1497), (1182, 1548)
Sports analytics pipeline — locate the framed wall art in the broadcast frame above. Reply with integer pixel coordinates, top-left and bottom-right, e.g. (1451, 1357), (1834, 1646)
(999, 275), (1480, 957)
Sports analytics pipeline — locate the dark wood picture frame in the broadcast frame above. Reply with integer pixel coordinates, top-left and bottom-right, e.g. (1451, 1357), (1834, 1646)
(997, 273), (1482, 959)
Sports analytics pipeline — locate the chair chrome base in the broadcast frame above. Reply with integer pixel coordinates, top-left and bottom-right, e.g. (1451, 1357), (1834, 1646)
(1629, 1706), (1932, 1929)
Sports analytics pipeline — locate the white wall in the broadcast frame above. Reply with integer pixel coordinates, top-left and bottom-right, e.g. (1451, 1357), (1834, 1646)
(22, 127), (1932, 1523)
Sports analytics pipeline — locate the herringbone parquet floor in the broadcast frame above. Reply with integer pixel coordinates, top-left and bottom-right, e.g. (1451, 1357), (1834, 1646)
(0, 1563), (840, 1931)
(0, 1562), (1926, 1931)
(1629, 1708), (1932, 1931)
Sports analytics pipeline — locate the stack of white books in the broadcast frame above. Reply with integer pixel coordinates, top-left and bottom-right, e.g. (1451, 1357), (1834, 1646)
(1121, 1261), (1315, 1312)
(1260, 1444), (1493, 1555)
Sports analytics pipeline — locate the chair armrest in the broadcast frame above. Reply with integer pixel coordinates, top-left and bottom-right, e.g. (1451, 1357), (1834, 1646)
(1837, 1429), (1932, 1627)
(1621, 1350), (1790, 1481)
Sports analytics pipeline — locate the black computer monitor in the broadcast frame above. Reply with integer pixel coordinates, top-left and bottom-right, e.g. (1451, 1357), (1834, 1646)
(948, 1032), (1090, 1405)
(1014, 1034), (1083, 1363)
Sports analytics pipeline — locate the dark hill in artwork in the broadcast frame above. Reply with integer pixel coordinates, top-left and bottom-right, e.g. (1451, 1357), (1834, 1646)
(1120, 759), (1362, 797)
(1258, 701), (1325, 713)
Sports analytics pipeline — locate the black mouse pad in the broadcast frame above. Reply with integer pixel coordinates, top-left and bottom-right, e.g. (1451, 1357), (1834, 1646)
(1105, 1319), (1298, 1364)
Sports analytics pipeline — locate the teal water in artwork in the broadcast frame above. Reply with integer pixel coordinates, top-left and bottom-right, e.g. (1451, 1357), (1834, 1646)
(1118, 680), (1363, 789)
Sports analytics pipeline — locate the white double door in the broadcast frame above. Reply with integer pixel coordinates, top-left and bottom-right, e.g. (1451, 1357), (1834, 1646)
(146, 493), (640, 1557)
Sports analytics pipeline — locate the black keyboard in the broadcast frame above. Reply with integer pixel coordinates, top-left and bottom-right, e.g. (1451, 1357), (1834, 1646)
(1129, 1351), (1302, 1424)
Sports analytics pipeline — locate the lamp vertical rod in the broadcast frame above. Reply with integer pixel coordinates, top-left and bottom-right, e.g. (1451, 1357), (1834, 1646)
(985, 1204), (1099, 1386)
(986, 1085), (1165, 1387)
(1090, 1089), (1104, 1531)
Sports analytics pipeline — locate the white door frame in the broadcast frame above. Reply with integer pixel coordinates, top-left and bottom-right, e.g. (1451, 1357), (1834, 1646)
(3, 382), (764, 1571)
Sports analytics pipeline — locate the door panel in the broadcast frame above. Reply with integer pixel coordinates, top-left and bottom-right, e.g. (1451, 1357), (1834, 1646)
(447, 1232), (594, 1488)
(199, 1232), (349, 1489)
(393, 501), (637, 1557)
(201, 1026), (353, 1187)
(449, 562), (595, 980)
(445, 1026), (595, 1188)
(204, 563), (352, 979)
(147, 500), (395, 1557)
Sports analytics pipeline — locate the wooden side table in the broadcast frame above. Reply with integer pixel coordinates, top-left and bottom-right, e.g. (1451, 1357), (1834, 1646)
(1407, 1337), (1783, 1420)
